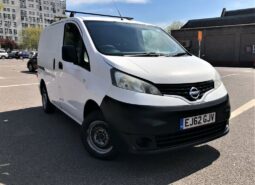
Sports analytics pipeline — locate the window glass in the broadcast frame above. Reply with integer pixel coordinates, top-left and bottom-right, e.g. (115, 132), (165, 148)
(85, 21), (186, 56)
(141, 29), (178, 53)
(63, 23), (90, 70)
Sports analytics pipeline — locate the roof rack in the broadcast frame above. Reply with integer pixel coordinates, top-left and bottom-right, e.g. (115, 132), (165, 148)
(65, 10), (134, 20)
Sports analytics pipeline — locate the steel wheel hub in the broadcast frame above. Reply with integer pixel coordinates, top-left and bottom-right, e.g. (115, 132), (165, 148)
(87, 121), (113, 154)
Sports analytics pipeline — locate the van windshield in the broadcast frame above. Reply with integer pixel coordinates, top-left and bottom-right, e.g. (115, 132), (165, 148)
(84, 21), (187, 57)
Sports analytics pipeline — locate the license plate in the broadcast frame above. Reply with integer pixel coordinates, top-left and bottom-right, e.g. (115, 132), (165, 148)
(180, 112), (216, 130)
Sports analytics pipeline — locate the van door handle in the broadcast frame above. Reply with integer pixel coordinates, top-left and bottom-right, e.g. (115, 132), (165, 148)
(58, 62), (63, 70)
(53, 59), (55, 70)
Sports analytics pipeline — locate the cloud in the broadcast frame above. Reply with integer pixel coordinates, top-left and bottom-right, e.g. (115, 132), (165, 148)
(69, 0), (149, 5)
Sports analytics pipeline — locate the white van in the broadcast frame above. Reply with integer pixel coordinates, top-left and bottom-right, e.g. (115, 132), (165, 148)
(38, 13), (230, 159)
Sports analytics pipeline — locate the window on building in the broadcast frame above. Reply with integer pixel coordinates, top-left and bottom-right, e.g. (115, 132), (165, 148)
(4, 21), (8, 27)
(3, 0), (10, 4)
(22, 23), (28, 28)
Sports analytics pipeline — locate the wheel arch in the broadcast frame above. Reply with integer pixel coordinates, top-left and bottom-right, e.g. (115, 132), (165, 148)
(83, 99), (101, 119)
(39, 79), (46, 95)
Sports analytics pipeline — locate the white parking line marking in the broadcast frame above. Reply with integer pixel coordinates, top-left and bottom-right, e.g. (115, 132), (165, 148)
(0, 83), (39, 88)
(0, 163), (10, 167)
(230, 99), (255, 120)
(0, 77), (5, 80)
(222, 74), (239, 78)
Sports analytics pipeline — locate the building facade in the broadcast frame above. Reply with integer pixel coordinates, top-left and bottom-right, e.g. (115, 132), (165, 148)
(172, 8), (255, 67)
(0, 0), (66, 42)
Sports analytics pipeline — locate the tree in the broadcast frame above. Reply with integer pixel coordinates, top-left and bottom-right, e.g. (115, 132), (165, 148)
(165, 21), (184, 34)
(20, 27), (43, 50)
(0, 3), (4, 11)
(0, 38), (18, 51)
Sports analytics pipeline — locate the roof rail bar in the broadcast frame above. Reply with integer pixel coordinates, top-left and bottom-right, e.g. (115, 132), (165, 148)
(65, 10), (134, 20)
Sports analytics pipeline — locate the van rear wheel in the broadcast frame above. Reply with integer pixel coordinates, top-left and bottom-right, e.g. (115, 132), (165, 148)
(81, 111), (117, 160)
(41, 85), (54, 113)
(28, 63), (34, 72)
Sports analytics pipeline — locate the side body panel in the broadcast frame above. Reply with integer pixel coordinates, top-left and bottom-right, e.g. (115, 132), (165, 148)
(38, 23), (64, 108)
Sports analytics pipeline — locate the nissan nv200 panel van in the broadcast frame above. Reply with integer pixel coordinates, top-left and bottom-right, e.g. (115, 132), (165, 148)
(38, 16), (230, 159)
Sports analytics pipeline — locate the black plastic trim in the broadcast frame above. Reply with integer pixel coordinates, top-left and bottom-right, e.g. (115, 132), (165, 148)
(100, 95), (230, 153)
(38, 65), (45, 71)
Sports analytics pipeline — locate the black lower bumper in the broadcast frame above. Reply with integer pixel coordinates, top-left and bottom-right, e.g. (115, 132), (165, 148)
(100, 95), (230, 153)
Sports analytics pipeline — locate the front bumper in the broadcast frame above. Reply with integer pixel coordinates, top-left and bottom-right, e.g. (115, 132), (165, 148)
(100, 95), (230, 153)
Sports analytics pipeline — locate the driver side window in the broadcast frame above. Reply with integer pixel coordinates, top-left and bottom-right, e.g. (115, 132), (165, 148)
(63, 23), (90, 70)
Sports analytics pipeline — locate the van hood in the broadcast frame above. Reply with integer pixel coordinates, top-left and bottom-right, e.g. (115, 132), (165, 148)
(103, 55), (216, 84)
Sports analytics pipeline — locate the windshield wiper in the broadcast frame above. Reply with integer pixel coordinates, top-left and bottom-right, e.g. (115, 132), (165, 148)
(172, 52), (190, 57)
(124, 52), (168, 57)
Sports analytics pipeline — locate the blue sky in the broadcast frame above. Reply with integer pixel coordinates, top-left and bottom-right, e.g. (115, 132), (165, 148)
(66, 0), (255, 27)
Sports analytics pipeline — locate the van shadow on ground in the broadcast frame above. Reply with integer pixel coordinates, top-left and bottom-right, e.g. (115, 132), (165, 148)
(20, 70), (37, 75)
(0, 107), (220, 185)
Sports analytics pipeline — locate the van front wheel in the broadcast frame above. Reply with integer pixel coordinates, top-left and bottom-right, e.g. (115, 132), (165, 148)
(81, 111), (117, 160)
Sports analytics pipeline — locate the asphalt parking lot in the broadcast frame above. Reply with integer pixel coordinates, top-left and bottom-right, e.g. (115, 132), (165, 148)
(0, 59), (254, 185)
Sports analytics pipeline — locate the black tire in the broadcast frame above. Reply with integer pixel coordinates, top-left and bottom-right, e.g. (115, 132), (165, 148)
(28, 63), (35, 72)
(81, 111), (118, 160)
(1, 56), (6, 59)
(41, 85), (54, 113)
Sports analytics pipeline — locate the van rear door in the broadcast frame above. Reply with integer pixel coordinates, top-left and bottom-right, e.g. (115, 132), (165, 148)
(38, 23), (64, 108)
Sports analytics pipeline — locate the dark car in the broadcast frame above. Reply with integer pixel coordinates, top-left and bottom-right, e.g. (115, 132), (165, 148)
(8, 51), (19, 59)
(27, 53), (38, 72)
(18, 51), (30, 59)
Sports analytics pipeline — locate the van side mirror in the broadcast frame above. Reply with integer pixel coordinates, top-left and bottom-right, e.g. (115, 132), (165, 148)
(62, 45), (78, 64)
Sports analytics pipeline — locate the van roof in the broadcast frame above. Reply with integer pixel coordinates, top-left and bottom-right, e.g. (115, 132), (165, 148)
(82, 16), (153, 26)
(51, 16), (153, 27)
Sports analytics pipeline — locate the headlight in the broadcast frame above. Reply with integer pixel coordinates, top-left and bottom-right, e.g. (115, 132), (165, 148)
(214, 71), (222, 89)
(111, 70), (162, 95)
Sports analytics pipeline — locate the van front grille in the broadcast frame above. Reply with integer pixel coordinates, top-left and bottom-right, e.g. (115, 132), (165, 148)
(155, 81), (215, 101)
(155, 122), (226, 148)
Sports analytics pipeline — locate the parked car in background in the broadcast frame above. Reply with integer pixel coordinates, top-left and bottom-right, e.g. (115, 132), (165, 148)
(27, 53), (38, 72)
(0, 49), (8, 59)
(17, 51), (30, 59)
(8, 50), (19, 59)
